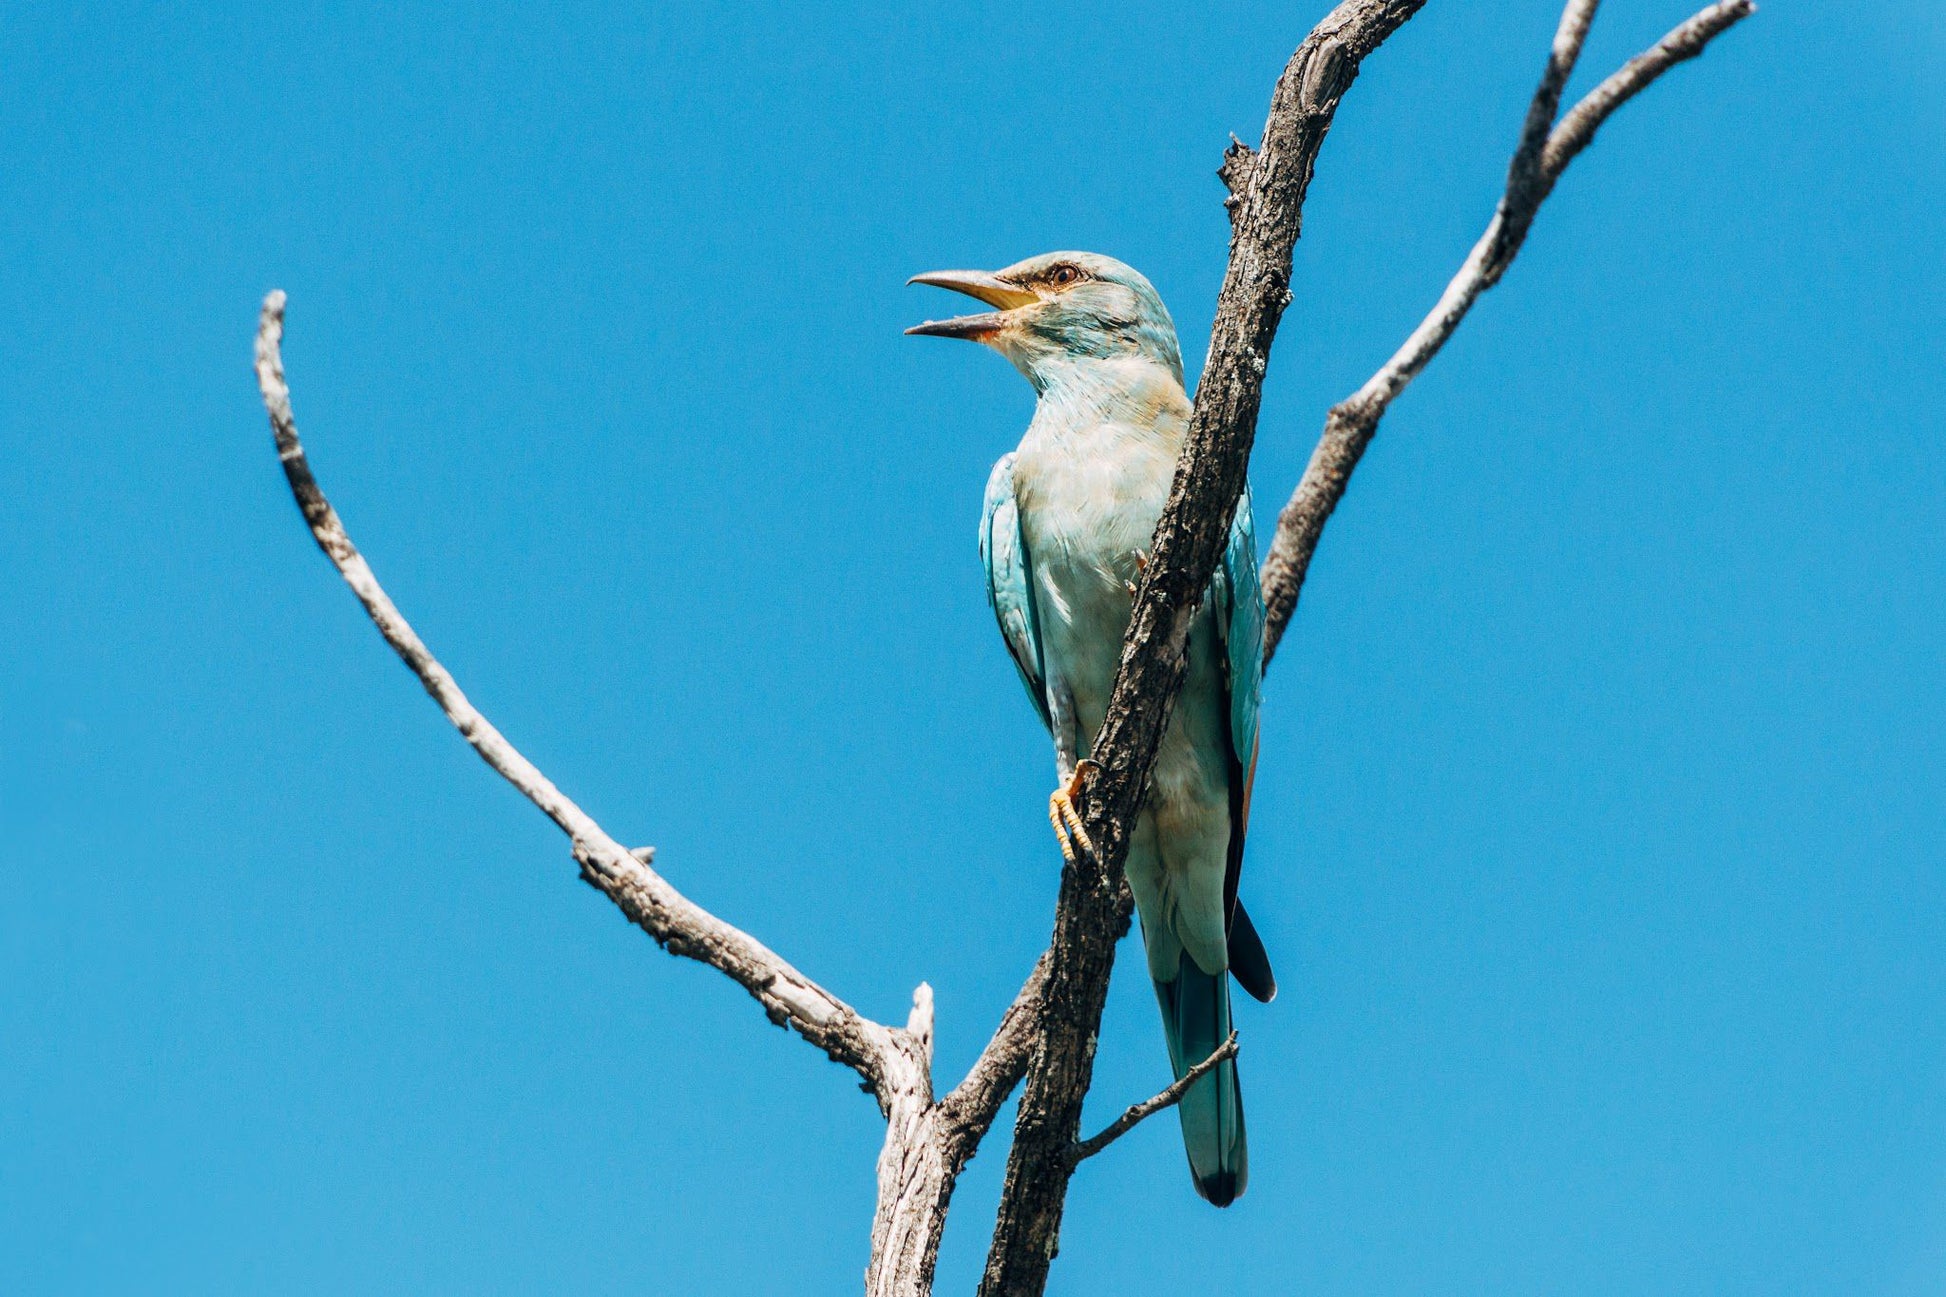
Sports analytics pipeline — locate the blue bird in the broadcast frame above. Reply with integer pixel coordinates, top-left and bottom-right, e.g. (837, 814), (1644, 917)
(908, 252), (1274, 1206)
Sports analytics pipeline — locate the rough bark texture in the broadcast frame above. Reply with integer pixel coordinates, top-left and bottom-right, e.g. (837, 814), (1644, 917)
(865, 990), (943, 1296)
(976, 5), (1429, 1293)
(863, 956), (1050, 1295)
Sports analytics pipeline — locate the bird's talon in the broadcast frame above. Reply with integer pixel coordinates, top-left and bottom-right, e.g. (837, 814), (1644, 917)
(1048, 760), (1100, 861)
(1050, 807), (1079, 864)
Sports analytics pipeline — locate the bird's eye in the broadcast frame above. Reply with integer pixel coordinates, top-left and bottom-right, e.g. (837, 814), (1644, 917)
(1049, 264), (1080, 287)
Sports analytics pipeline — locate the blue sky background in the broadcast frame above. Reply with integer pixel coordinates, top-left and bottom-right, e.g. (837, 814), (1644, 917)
(3, 2), (1943, 1293)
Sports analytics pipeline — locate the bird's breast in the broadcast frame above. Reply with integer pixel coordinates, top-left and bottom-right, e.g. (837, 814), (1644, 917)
(1010, 416), (1182, 729)
(1013, 420), (1173, 593)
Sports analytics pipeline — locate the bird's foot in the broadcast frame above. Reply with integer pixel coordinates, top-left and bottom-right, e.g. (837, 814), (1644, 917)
(1048, 759), (1101, 863)
(1123, 549), (1151, 597)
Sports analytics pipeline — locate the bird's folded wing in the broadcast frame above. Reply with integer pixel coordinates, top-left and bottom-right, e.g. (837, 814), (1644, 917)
(1215, 484), (1266, 785)
(981, 453), (1052, 732)
(1213, 486), (1275, 1003)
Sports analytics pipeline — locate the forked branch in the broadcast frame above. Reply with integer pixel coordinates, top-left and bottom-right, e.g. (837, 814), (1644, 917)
(1258, 0), (1757, 663)
(983, 0), (1752, 1289)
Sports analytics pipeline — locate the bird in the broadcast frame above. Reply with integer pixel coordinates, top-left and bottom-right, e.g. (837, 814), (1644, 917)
(907, 251), (1273, 1206)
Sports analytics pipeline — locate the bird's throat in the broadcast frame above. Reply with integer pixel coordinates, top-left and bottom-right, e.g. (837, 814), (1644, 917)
(1024, 355), (1191, 433)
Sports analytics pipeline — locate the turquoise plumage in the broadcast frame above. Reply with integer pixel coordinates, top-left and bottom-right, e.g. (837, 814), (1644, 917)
(979, 452), (1050, 731)
(916, 252), (1273, 1205)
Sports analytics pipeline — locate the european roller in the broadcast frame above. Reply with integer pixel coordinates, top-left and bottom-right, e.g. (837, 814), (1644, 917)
(908, 252), (1273, 1206)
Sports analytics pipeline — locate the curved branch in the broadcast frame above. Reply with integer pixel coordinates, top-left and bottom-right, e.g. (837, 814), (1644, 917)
(252, 291), (917, 1103)
(1258, 0), (1757, 664)
(1071, 1034), (1239, 1164)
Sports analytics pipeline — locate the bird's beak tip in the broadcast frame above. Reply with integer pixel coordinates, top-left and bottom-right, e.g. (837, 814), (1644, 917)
(906, 268), (1038, 340)
(905, 315), (1005, 340)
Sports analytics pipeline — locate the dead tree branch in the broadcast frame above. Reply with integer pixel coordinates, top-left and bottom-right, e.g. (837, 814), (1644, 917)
(1258, 0), (1757, 663)
(978, 4), (1428, 1293)
(980, 0), (1754, 1288)
(255, 290), (912, 1094)
(254, 291), (1005, 1297)
(1071, 1034), (1241, 1164)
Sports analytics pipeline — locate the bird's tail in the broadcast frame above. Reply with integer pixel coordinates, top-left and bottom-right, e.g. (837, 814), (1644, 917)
(1155, 951), (1247, 1206)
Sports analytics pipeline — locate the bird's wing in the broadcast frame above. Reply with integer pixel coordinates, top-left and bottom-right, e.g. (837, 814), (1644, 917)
(1212, 485), (1274, 1002)
(981, 453), (1052, 732)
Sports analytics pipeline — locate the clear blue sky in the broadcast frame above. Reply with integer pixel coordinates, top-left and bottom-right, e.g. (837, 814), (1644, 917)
(3, 2), (1942, 1293)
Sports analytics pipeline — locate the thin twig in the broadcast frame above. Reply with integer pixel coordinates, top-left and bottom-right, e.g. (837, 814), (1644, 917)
(1070, 1034), (1240, 1164)
(1258, 0), (1756, 664)
(252, 291), (918, 1103)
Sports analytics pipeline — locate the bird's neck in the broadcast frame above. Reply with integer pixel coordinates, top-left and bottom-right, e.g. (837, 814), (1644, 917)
(1025, 355), (1190, 435)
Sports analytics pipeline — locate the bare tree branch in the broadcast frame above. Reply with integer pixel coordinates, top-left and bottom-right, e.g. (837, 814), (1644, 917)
(978, 4), (1428, 1293)
(258, 291), (1069, 1295)
(937, 955), (1049, 1148)
(252, 290), (921, 1102)
(1258, 0), (1757, 663)
(853, 958), (1055, 1296)
(1070, 1034), (1240, 1164)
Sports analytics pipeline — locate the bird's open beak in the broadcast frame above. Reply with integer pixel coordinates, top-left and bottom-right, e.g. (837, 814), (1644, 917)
(905, 270), (1040, 338)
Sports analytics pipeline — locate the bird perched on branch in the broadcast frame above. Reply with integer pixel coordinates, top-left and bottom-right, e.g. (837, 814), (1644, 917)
(908, 252), (1273, 1206)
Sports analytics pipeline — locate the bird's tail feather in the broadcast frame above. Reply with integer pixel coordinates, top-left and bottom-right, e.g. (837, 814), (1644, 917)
(1155, 952), (1247, 1206)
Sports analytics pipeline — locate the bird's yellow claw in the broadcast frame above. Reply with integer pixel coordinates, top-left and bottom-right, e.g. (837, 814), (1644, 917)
(1048, 759), (1101, 863)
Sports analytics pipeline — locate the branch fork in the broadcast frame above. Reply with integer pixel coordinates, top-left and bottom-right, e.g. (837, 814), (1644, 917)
(1258, 0), (1757, 663)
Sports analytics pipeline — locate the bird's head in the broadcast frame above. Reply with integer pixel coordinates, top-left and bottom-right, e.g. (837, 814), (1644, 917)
(906, 251), (1184, 396)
